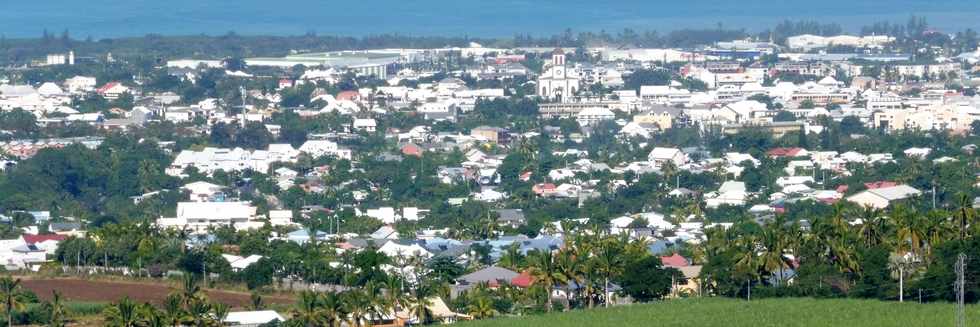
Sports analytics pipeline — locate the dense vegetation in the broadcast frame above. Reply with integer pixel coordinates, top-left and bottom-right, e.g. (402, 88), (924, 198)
(458, 297), (978, 327)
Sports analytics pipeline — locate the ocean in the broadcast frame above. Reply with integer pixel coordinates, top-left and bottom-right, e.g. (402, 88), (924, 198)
(1, 0), (979, 39)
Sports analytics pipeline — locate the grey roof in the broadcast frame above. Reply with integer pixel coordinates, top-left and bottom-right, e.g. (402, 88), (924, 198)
(640, 104), (684, 116)
(494, 209), (526, 224)
(457, 266), (520, 285)
(49, 222), (82, 232)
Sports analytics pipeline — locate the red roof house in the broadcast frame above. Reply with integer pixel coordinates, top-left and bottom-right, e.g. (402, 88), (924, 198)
(511, 271), (534, 288)
(864, 181), (898, 190)
(401, 143), (424, 157)
(531, 183), (557, 195)
(660, 253), (690, 267)
(22, 234), (67, 245)
(336, 91), (360, 102)
(767, 147), (807, 158)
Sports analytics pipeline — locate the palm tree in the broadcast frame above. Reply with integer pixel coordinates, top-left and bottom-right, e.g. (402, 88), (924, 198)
(139, 305), (169, 327)
(527, 250), (566, 312)
(757, 225), (790, 286)
(186, 298), (213, 327)
(179, 274), (203, 306)
(733, 234), (760, 285)
(955, 192), (975, 240)
(591, 237), (626, 308)
(0, 276), (24, 327)
(366, 281), (393, 323)
(249, 292), (264, 311)
(102, 297), (141, 327)
(554, 249), (582, 311)
(343, 289), (371, 327)
(320, 291), (347, 327)
(290, 291), (324, 327)
(467, 296), (498, 319)
(211, 303), (229, 326)
(409, 283), (435, 325)
(892, 205), (925, 257)
(383, 275), (407, 312)
(162, 293), (188, 327)
(43, 290), (70, 327)
(858, 207), (887, 248)
(498, 243), (524, 270)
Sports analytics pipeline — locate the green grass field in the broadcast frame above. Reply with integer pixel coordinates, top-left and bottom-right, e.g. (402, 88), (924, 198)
(458, 298), (980, 327)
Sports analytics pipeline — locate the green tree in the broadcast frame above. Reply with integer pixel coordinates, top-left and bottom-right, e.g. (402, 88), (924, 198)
(618, 256), (678, 302)
(102, 297), (141, 327)
(0, 277), (24, 327)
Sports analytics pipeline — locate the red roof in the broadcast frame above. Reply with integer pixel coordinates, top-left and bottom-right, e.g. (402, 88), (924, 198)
(22, 234), (67, 244)
(96, 82), (120, 94)
(864, 181), (898, 190)
(336, 91), (359, 101)
(660, 253), (689, 267)
(519, 171), (533, 181)
(532, 183), (557, 195)
(767, 147), (805, 158)
(836, 185), (849, 193)
(401, 143), (423, 157)
(511, 271), (534, 288)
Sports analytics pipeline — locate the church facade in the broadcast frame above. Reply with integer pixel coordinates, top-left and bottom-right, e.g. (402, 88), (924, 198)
(538, 49), (581, 102)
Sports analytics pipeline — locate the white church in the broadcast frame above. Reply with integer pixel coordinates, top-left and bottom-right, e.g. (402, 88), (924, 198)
(538, 48), (581, 102)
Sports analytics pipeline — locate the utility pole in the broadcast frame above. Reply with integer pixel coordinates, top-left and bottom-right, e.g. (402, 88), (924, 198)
(899, 265), (904, 302)
(955, 253), (966, 327)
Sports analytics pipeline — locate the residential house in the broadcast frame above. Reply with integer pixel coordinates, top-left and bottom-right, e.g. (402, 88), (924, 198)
(223, 311), (285, 327)
(846, 185), (922, 209)
(157, 202), (259, 233)
(648, 147), (688, 168)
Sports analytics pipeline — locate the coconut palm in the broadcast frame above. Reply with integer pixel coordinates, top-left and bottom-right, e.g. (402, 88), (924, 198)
(0, 276), (24, 327)
(758, 225), (790, 286)
(498, 243), (524, 270)
(102, 297), (141, 327)
(319, 291), (347, 327)
(408, 283), (436, 325)
(858, 207), (887, 248)
(554, 249), (582, 311)
(290, 291), (325, 327)
(467, 296), (498, 319)
(383, 275), (407, 312)
(140, 305), (169, 327)
(892, 205), (925, 256)
(343, 289), (371, 327)
(358, 281), (392, 326)
(527, 250), (565, 312)
(591, 237), (626, 308)
(955, 192), (976, 240)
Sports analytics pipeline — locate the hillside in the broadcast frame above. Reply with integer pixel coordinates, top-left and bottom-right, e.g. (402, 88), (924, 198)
(458, 298), (979, 327)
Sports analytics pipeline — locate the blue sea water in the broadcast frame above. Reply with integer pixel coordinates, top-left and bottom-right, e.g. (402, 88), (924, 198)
(1, 0), (978, 39)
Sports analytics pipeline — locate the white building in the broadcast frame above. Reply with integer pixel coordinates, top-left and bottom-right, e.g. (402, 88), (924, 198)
(167, 146), (298, 177)
(352, 118), (377, 132)
(846, 185), (922, 209)
(299, 140), (353, 160)
(538, 49), (581, 101)
(64, 76), (97, 94)
(648, 147), (688, 168)
(157, 202), (259, 233)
